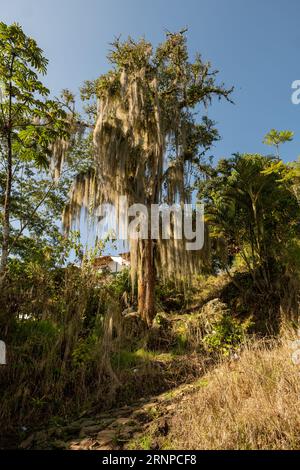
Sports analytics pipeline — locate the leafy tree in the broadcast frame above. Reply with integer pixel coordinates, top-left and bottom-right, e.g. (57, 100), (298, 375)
(199, 153), (300, 291)
(0, 22), (68, 273)
(0, 115), (94, 271)
(261, 150), (300, 204)
(65, 31), (232, 325)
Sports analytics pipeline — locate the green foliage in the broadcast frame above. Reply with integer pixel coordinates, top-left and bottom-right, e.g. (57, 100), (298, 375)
(0, 121), (93, 265)
(263, 129), (294, 156)
(173, 326), (188, 354)
(108, 268), (132, 300)
(203, 315), (251, 356)
(111, 349), (140, 369)
(156, 280), (188, 311)
(0, 22), (74, 272)
(199, 152), (300, 291)
(13, 319), (60, 356)
(111, 348), (173, 370)
(0, 22), (68, 164)
(128, 434), (153, 450)
(283, 238), (300, 275)
(71, 334), (98, 367)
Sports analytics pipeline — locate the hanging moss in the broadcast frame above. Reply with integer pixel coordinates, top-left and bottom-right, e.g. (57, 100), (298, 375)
(62, 32), (232, 296)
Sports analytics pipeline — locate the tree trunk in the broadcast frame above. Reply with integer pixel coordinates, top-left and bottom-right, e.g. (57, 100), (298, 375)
(0, 135), (12, 274)
(1, 55), (15, 276)
(138, 238), (156, 327)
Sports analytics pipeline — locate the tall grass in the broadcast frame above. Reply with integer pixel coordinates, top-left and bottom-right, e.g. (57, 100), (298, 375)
(169, 334), (300, 449)
(0, 262), (118, 445)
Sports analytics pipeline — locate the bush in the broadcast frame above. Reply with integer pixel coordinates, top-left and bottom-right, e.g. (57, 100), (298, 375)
(0, 261), (116, 441)
(203, 314), (252, 356)
(108, 268), (133, 307)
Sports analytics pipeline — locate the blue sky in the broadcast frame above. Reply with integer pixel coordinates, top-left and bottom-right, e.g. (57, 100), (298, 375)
(2, 0), (300, 255)
(2, 0), (300, 162)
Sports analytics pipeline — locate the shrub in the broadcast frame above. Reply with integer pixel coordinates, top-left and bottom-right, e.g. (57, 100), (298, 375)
(203, 314), (252, 356)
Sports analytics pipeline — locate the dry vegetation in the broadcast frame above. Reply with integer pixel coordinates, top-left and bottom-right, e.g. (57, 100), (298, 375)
(2, 264), (300, 450)
(163, 334), (300, 450)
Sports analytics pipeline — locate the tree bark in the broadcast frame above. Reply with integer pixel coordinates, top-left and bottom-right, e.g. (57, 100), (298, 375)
(0, 54), (15, 275)
(138, 238), (156, 327)
(0, 135), (12, 274)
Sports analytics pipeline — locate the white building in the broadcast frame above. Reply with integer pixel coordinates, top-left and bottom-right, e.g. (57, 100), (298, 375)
(93, 253), (130, 273)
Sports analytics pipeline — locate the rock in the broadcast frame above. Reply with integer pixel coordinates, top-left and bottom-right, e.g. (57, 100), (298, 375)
(19, 433), (35, 449)
(119, 425), (139, 437)
(111, 417), (133, 428)
(79, 423), (107, 437)
(68, 440), (81, 450)
(63, 422), (82, 435)
(96, 429), (117, 446)
(89, 441), (106, 450)
(131, 410), (150, 423)
(78, 419), (98, 428)
(69, 438), (94, 450)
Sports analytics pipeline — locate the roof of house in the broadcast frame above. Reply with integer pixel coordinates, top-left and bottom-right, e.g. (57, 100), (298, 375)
(93, 253), (130, 269)
(93, 255), (112, 268)
(119, 252), (130, 261)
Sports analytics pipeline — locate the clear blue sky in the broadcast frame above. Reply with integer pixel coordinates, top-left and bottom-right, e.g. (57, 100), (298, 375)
(2, 0), (300, 162)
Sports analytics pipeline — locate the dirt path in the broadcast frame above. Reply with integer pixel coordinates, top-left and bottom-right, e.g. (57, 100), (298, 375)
(19, 377), (206, 450)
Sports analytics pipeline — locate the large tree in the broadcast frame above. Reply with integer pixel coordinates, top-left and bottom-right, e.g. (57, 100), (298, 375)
(0, 22), (68, 273)
(64, 31), (232, 325)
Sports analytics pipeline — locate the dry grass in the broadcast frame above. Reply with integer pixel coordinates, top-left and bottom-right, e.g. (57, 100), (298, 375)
(0, 265), (118, 446)
(168, 335), (300, 450)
